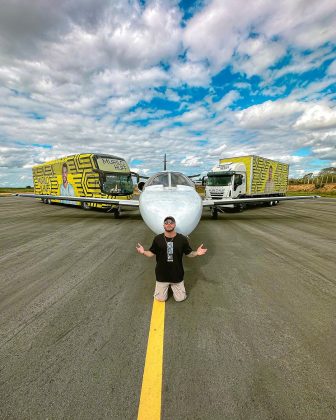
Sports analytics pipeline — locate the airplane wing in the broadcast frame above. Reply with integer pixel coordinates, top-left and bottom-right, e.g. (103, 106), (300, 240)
(202, 195), (320, 207)
(131, 171), (149, 180)
(15, 193), (139, 207)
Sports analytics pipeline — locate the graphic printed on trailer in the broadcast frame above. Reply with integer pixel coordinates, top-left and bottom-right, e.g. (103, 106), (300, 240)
(33, 153), (134, 214)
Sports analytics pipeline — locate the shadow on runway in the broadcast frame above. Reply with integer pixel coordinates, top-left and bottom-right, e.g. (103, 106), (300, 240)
(201, 213), (314, 221)
(201, 204), (315, 221)
(45, 211), (143, 221)
(17, 203), (143, 222)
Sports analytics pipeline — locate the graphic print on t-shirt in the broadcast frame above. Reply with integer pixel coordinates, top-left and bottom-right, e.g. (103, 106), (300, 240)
(167, 242), (173, 262)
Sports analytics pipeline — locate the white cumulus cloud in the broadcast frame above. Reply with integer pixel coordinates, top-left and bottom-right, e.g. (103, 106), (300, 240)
(294, 104), (336, 130)
(181, 155), (203, 167)
(236, 100), (305, 129)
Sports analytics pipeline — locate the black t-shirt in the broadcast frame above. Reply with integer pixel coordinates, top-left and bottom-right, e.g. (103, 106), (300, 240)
(149, 233), (193, 283)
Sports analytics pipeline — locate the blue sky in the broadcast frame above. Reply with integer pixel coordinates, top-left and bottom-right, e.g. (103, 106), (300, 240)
(0, 0), (335, 186)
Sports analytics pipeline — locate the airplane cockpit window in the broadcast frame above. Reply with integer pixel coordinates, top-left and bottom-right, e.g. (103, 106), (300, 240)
(146, 173), (169, 187)
(145, 172), (194, 188)
(170, 173), (194, 188)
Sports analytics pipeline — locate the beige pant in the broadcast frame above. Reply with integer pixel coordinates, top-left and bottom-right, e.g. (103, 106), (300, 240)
(154, 281), (187, 302)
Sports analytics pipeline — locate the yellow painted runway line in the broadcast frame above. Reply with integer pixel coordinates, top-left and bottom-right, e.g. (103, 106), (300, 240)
(138, 299), (165, 420)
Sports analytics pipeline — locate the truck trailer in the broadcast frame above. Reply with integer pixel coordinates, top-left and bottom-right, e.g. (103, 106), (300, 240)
(204, 155), (289, 215)
(32, 153), (134, 216)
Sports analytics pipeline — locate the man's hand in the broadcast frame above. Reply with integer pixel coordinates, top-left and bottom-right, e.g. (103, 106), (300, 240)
(136, 244), (155, 258)
(136, 243), (144, 254)
(196, 244), (207, 256)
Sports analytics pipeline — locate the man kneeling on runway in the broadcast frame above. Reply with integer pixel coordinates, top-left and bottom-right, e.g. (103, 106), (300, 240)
(136, 216), (207, 302)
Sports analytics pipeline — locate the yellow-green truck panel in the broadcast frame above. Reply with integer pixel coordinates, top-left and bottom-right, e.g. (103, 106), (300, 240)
(33, 153), (133, 208)
(219, 155), (289, 195)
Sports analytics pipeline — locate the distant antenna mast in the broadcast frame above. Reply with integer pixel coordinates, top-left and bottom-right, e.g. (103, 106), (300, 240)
(163, 154), (167, 170)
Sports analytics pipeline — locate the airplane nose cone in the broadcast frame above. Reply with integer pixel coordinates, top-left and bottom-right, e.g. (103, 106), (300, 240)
(139, 187), (202, 235)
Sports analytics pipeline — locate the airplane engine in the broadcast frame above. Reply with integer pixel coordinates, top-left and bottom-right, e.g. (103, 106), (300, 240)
(137, 181), (145, 192)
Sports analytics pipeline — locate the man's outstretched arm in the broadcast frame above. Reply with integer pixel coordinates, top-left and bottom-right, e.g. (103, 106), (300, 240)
(136, 243), (155, 257)
(187, 243), (207, 258)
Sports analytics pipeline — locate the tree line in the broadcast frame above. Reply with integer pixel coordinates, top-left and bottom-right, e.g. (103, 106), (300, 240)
(289, 167), (336, 186)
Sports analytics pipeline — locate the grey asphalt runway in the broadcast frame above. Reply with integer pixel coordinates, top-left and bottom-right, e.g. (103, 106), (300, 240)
(0, 196), (335, 419)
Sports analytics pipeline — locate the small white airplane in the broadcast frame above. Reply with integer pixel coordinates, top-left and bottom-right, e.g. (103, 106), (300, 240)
(16, 170), (319, 236)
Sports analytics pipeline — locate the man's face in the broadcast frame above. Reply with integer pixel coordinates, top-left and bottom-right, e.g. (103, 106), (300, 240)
(164, 219), (175, 232)
(62, 167), (68, 184)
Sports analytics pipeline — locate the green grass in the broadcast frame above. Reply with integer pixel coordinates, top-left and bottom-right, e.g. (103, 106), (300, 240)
(0, 187), (34, 193)
(287, 190), (336, 198)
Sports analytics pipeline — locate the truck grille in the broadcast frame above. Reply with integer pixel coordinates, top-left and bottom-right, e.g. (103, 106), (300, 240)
(210, 192), (224, 199)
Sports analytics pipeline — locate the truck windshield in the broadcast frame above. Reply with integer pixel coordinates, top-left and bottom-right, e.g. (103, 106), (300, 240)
(207, 174), (232, 186)
(102, 173), (133, 195)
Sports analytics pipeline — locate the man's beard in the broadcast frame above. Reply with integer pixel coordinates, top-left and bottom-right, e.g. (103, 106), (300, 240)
(164, 226), (174, 232)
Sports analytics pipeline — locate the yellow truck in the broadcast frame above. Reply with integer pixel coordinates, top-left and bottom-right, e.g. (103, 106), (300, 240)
(205, 155), (289, 213)
(33, 153), (134, 214)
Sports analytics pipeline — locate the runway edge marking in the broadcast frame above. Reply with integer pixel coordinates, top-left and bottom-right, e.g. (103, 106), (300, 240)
(138, 299), (165, 420)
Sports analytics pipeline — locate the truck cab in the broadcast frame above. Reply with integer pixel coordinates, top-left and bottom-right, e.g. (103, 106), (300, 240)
(205, 162), (247, 200)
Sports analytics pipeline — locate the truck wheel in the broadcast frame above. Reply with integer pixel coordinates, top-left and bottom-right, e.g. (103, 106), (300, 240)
(81, 202), (90, 210)
(211, 207), (218, 219)
(114, 209), (120, 219)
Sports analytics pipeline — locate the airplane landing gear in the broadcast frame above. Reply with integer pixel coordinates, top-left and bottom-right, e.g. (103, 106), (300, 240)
(211, 207), (218, 219)
(107, 206), (120, 217)
(233, 203), (246, 212)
